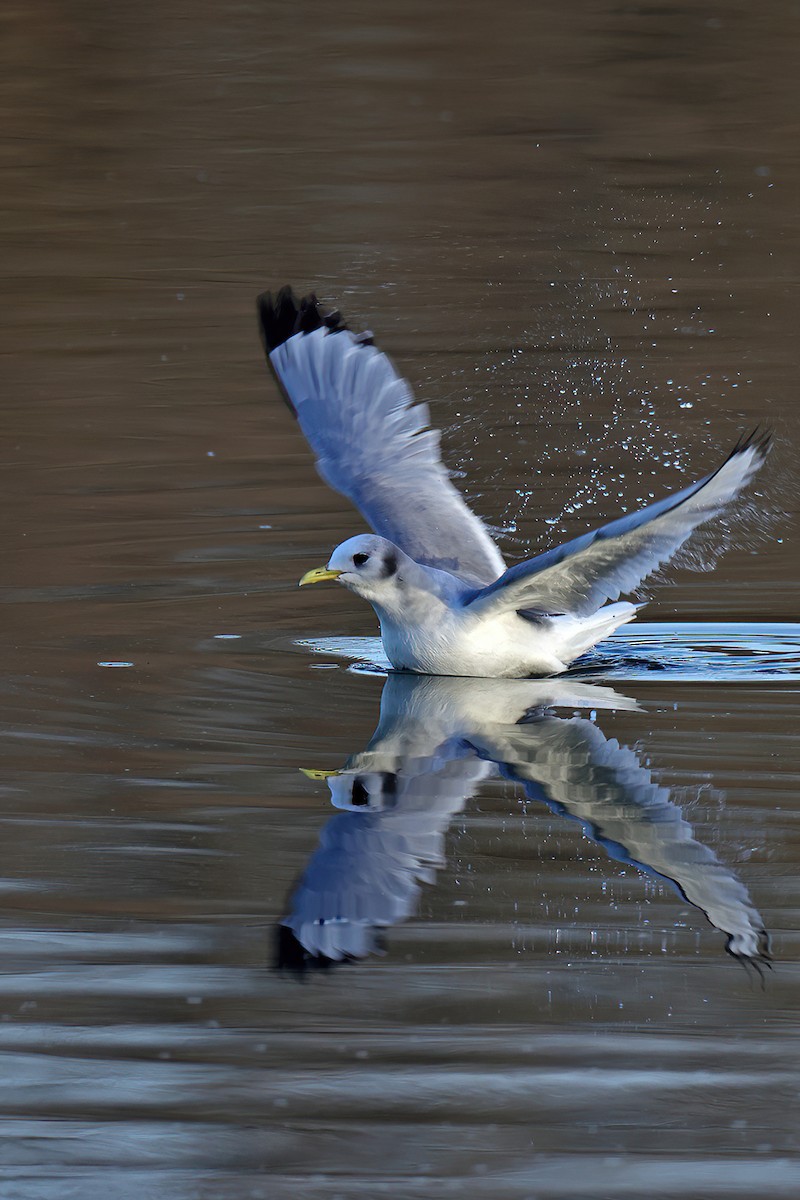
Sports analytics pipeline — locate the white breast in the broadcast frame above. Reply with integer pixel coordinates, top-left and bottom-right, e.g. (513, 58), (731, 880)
(380, 608), (567, 678)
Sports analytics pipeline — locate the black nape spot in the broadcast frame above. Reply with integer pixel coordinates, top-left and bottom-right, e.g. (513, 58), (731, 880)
(351, 779), (370, 806)
(383, 552), (398, 578)
(353, 552), (369, 567)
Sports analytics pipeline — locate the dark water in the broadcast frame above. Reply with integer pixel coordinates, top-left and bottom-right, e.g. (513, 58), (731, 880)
(2, 1), (800, 1197)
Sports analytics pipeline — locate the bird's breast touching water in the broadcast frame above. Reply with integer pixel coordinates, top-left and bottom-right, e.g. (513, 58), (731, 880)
(378, 606), (567, 678)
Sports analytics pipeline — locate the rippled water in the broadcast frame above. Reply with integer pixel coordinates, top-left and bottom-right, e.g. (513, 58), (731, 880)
(2, 0), (800, 1197)
(301, 622), (800, 680)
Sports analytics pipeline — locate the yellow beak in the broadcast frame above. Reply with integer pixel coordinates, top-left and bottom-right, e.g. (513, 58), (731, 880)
(299, 768), (342, 780)
(298, 566), (344, 587)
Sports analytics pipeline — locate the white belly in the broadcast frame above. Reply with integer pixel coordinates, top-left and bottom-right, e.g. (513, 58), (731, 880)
(380, 610), (567, 678)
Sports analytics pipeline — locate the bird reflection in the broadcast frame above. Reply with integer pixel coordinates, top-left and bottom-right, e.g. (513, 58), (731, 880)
(278, 675), (768, 971)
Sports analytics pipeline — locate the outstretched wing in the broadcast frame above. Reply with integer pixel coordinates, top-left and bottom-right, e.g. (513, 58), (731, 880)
(279, 753), (493, 963)
(474, 716), (769, 963)
(258, 287), (505, 587)
(465, 432), (770, 617)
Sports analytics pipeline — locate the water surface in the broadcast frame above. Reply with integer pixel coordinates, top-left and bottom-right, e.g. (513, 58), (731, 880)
(1, 1), (799, 1197)
(300, 621), (800, 681)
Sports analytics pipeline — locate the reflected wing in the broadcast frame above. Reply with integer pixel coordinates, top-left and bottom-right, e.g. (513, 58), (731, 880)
(466, 433), (769, 617)
(258, 288), (506, 586)
(280, 751), (493, 964)
(474, 717), (768, 961)
(282, 676), (635, 965)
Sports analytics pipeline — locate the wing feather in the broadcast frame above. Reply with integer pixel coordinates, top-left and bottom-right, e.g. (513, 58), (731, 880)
(258, 288), (505, 586)
(465, 431), (770, 617)
(480, 718), (768, 962)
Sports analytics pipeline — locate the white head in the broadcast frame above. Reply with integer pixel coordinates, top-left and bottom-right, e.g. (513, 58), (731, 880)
(298, 534), (404, 603)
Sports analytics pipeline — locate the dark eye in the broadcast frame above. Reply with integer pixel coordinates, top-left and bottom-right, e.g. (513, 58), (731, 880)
(353, 552), (370, 567)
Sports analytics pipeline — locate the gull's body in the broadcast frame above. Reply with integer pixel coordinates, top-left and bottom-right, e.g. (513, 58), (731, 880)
(322, 539), (635, 677)
(259, 287), (770, 678)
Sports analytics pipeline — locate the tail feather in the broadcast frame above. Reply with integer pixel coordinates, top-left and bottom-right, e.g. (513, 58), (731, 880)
(556, 602), (640, 664)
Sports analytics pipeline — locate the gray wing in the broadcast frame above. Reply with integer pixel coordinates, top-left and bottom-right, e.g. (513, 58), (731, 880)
(258, 288), (505, 586)
(475, 717), (768, 962)
(280, 752), (493, 962)
(466, 432), (770, 617)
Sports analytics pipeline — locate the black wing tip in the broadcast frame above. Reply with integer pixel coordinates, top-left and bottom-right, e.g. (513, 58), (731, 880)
(727, 425), (773, 464)
(256, 286), (349, 354)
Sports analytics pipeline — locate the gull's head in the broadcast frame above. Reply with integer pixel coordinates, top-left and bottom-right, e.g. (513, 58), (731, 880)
(329, 770), (398, 811)
(299, 534), (402, 602)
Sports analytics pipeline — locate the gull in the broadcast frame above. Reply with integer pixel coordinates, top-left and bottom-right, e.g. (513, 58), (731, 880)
(258, 287), (770, 678)
(278, 674), (768, 968)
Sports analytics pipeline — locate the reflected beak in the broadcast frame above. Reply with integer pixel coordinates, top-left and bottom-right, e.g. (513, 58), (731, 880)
(299, 768), (342, 780)
(298, 566), (344, 587)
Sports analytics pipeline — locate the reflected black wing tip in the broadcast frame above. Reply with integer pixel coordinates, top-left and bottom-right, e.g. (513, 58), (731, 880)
(724, 927), (774, 984)
(274, 923), (340, 975)
(257, 286), (349, 354)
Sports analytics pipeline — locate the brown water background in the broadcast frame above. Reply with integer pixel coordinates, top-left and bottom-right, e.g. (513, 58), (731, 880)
(1, 2), (799, 1197)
